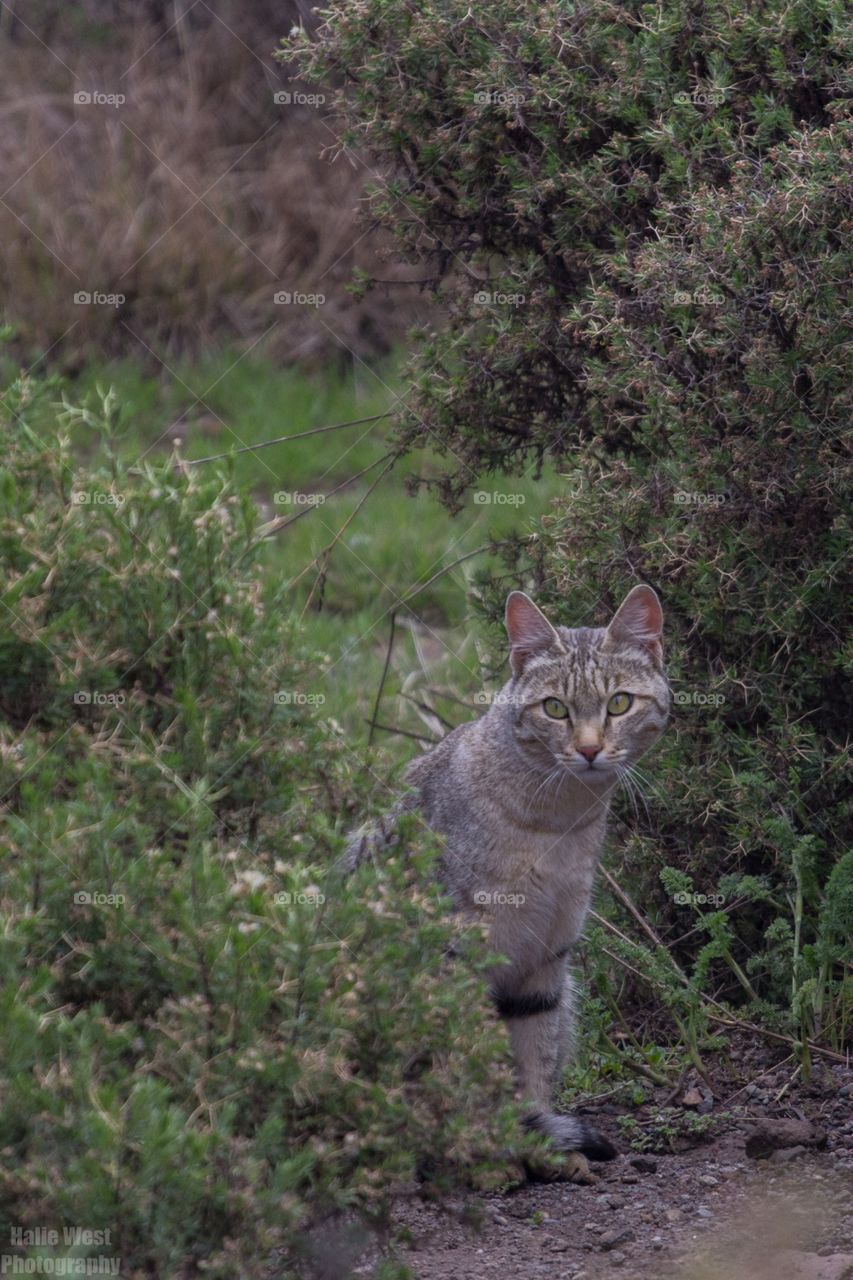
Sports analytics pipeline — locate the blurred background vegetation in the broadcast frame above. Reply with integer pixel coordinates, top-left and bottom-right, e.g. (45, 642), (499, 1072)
(0, 1), (850, 1277)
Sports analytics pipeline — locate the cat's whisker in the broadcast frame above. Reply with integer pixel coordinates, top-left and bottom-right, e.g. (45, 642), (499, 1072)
(617, 764), (653, 826)
(615, 765), (641, 825)
(523, 763), (567, 820)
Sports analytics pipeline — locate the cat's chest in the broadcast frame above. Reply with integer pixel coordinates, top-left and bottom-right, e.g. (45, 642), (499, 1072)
(484, 829), (602, 960)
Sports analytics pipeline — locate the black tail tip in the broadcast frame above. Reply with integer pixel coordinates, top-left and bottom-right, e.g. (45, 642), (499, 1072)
(578, 1129), (618, 1161)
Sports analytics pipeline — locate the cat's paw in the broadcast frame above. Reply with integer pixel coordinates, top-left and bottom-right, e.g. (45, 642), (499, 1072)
(560, 1150), (597, 1184)
(523, 1149), (597, 1184)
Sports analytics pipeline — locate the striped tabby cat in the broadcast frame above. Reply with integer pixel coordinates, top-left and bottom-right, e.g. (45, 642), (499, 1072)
(347, 585), (670, 1160)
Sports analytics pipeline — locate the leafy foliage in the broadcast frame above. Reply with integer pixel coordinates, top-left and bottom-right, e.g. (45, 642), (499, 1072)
(0, 375), (524, 1278)
(286, 0), (850, 501)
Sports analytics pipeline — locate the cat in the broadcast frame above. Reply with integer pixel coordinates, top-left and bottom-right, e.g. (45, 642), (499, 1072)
(346, 584), (670, 1161)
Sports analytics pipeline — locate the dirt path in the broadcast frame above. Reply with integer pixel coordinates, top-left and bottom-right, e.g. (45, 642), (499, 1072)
(384, 1140), (852, 1279)
(367, 1053), (853, 1280)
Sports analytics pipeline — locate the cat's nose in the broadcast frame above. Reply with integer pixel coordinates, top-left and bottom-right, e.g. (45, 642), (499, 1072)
(577, 746), (600, 762)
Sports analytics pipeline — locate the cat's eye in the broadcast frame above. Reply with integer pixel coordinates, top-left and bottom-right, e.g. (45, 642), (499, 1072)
(607, 692), (633, 716)
(542, 697), (569, 720)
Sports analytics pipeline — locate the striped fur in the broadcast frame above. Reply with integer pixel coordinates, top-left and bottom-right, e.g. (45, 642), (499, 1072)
(346, 585), (670, 1160)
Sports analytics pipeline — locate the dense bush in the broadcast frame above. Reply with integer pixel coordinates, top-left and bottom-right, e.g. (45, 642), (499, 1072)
(0, 373), (524, 1278)
(287, 0), (850, 498)
(288, 0), (852, 1061)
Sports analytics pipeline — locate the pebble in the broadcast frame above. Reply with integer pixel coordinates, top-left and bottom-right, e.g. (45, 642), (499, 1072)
(698, 1173), (719, 1186)
(620, 1172), (640, 1184)
(629, 1154), (658, 1173)
(599, 1227), (634, 1251)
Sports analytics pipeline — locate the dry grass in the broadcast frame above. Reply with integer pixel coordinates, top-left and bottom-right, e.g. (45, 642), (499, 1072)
(0, 1), (428, 368)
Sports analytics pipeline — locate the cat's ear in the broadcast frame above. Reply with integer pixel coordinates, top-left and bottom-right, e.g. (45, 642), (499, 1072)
(606, 585), (664, 662)
(505, 591), (561, 677)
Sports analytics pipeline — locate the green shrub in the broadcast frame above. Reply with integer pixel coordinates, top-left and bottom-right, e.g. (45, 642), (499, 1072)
(0, 373), (523, 1278)
(286, 0), (850, 498)
(287, 0), (852, 1062)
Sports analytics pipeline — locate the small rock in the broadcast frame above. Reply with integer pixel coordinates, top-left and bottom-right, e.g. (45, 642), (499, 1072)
(610, 1252), (626, 1266)
(630, 1154), (658, 1173)
(599, 1227), (634, 1251)
(698, 1174), (719, 1186)
(745, 1118), (828, 1159)
(665, 1209), (683, 1223)
(620, 1172), (639, 1184)
(682, 1087), (703, 1107)
(696, 1208), (714, 1219)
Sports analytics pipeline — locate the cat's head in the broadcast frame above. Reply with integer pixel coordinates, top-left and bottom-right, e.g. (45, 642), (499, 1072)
(498, 586), (670, 783)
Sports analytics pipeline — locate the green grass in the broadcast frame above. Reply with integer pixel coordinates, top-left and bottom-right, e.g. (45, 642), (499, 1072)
(58, 350), (569, 757)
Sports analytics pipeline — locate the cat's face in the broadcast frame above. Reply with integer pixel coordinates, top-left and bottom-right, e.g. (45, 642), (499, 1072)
(499, 587), (670, 786)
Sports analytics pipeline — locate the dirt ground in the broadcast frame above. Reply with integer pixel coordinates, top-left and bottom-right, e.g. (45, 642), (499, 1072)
(342, 1041), (853, 1280)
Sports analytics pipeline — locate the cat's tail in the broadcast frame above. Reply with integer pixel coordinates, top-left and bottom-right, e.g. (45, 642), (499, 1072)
(342, 816), (394, 871)
(524, 1109), (617, 1161)
(342, 792), (420, 871)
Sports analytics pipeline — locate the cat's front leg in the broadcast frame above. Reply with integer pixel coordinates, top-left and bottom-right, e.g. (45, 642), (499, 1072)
(492, 964), (616, 1161)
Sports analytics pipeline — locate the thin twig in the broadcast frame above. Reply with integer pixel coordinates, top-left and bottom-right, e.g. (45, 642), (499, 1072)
(600, 865), (687, 980)
(293, 456), (398, 608)
(365, 720), (438, 744)
(398, 691), (455, 732)
(704, 1011), (848, 1065)
(367, 612), (397, 748)
(399, 541), (510, 606)
(259, 451), (397, 539)
(184, 413), (392, 465)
